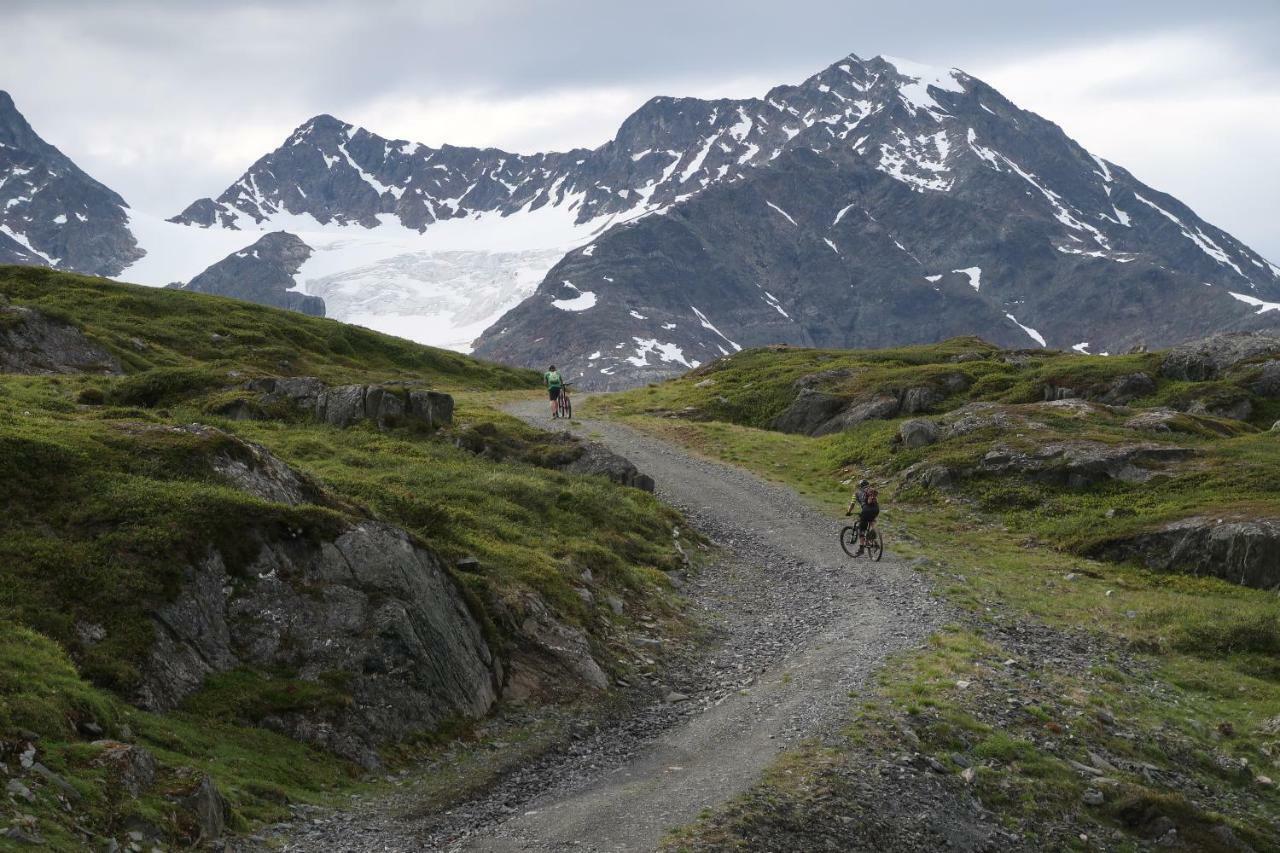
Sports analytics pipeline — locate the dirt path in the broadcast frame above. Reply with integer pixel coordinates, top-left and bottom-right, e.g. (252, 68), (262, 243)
(274, 403), (939, 852)
(454, 403), (939, 851)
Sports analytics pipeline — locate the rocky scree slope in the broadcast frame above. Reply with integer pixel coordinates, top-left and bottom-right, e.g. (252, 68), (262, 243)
(599, 333), (1280, 590)
(0, 266), (689, 848)
(0, 91), (142, 276)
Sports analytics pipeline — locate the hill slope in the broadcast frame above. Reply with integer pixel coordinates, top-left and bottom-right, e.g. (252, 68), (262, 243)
(0, 266), (688, 849)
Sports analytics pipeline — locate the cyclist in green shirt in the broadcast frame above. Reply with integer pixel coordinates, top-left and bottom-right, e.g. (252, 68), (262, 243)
(545, 364), (564, 418)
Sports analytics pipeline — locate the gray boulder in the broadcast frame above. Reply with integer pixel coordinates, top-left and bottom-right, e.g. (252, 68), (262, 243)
(559, 440), (656, 492)
(1247, 360), (1280, 397)
(502, 594), (610, 703)
(1161, 332), (1280, 381)
(90, 742), (157, 797)
(901, 386), (944, 414)
(1096, 372), (1157, 405)
(769, 389), (848, 434)
(1093, 517), (1280, 590)
(899, 418), (939, 449)
(1188, 397), (1253, 422)
(812, 395), (900, 437)
(0, 305), (122, 375)
(178, 775), (230, 842)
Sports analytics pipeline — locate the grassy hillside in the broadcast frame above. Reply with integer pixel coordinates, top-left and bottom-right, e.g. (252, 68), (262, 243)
(0, 267), (688, 849)
(591, 340), (1280, 850)
(596, 338), (1280, 557)
(0, 264), (537, 388)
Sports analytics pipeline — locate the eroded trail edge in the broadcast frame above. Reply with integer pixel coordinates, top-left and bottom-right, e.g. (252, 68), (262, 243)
(280, 402), (941, 852)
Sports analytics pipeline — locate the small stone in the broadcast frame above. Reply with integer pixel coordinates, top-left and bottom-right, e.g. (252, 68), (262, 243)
(18, 744), (35, 770)
(1257, 775), (1274, 786)
(6, 779), (34, 802)
(1081, 788), (1105, 806)
(926, 757), (948, 774)
(664, 691), (689, 703)
(1064, 572), (1078, 581)
(1105, 589), (1114, 597)
(960, 767), (976, 783)
(954, 679), (971, 689)
(605, 595), (624, 616)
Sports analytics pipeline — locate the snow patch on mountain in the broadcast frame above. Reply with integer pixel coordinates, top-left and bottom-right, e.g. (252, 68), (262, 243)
(1133, 193), (1246, 279)
(1005, 313), (1047, 347)
(954, 267), (981, 291)
(1229, 292), (1280, 314)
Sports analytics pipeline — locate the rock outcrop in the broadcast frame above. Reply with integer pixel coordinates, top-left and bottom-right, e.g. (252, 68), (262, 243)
(130, 426), (497, 768)
(137, 521), (500, 769)
(557, 439), (656, 492)
(220, 376), (454, 431)
(771, 379), (964, 437)
(977, 441), (1194, 489)
(1160, 332), (1280, 381)
(1093, 517), (1280, 590)
(0, 304), (122, 375)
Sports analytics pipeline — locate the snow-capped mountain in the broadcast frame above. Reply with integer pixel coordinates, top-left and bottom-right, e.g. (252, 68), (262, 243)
(472, 54), (1280, 385)
(4, 52), (1276, 382)
(0, 91), (141, 276)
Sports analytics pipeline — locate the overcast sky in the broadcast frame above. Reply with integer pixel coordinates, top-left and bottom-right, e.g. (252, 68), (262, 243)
(4, 0), (1277, 258)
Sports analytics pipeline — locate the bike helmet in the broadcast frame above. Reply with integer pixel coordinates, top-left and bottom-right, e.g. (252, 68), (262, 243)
(858, 479), (870, 488)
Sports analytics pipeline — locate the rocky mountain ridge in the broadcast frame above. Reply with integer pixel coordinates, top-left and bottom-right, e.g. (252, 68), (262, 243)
(0, 90), (141, 276)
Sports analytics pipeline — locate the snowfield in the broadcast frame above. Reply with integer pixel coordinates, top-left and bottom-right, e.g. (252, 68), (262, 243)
(119, 204), (618, 352)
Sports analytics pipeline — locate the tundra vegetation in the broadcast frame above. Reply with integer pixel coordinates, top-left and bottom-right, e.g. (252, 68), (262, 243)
(594, 337), (1280, 850)
(0, 266), (690, 849)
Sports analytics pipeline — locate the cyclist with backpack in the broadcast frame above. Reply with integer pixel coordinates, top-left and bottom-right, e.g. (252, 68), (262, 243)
(845, 479), (880, 556)
(545, 364), (564, 417)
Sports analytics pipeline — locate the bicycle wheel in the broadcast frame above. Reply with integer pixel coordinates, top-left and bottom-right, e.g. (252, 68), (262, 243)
(561, 393), (572, 419)
(839, 526), (861, 558)
(868, 527), (884, 562)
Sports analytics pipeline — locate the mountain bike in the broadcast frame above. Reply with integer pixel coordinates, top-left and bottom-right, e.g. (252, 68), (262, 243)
(840, 518), (884, 561)
(554, 382), (573, 420)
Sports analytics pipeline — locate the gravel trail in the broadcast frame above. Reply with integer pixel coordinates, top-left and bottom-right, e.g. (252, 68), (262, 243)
(273, 402), (940, 852)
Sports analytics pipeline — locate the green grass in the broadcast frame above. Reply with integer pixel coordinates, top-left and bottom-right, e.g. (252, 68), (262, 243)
(0, 620), (356, 848)
(0, 268), (693, 848)
(0, 264), (537, 389)
(593, 339), (1280, 849)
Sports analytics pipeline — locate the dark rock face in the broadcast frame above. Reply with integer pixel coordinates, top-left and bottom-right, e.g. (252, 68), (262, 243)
(0, 304), (123, 374)
(1093, 517), (1280, 590)
(139, 519), (499, 771)
(173, 231), (323, 316)
(1160, 332), (1280, 381)
(131, 426), (498, 768)
(0, 90), (142, 276)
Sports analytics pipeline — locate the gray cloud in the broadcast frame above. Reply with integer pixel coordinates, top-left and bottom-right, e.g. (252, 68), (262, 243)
(3, 0), (1277, 258)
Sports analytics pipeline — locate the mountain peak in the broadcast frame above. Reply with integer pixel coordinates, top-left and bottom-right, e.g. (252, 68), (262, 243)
(0, 90), (16, 112)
